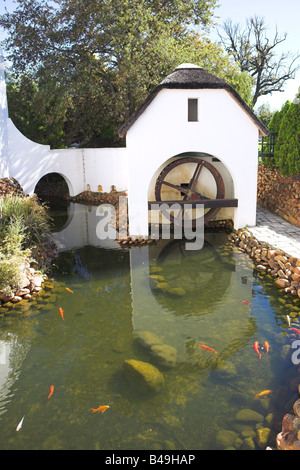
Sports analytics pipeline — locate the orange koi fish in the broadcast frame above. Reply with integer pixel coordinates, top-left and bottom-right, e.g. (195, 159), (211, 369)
(199, 344), (217, 354)
(91, 405), (110, 414)
(59, 307), (64, 320)
(48, 385), (54, 401)
(291, 327), (300, 335)
(242, 301), (252, 306)
(255, 390), (272, 400)
(252, 341), (261, 360)
(264, 341), (270, 354)
(65, 288), (73, 294)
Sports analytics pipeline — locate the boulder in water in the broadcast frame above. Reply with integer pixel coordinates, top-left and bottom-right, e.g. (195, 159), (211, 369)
(123, 359), (165, 393)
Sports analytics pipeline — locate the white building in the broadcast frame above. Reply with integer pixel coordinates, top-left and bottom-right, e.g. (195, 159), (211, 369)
(0, 61), (268, 236)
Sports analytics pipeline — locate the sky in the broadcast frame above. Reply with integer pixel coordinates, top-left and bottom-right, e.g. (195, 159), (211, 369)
(210, 0), (300, 110)
(0, 0), (299, 112)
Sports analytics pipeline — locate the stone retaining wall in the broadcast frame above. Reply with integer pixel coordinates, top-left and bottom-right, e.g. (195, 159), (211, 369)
(229, 227), (300, 450)
(257, 165), (300, 228)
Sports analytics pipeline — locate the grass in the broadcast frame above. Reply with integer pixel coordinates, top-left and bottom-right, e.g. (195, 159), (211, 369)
(0, 194), (52, 295)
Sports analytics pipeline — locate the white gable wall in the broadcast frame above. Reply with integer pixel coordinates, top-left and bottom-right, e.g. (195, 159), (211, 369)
(126, 88), (259, 235)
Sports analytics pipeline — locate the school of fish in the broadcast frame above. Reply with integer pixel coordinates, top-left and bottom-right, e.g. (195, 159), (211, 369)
(16, 286), (110, 432)
(18, 287), (298, 434)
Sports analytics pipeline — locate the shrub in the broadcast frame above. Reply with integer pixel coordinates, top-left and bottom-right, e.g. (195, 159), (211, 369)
(274, 102), (300, 176)
(0, 217), (31, 295)
(0, 194), (52, 294)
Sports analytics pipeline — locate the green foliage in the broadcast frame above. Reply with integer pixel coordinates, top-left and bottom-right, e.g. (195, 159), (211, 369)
(259, 101), (292, 169)
(0, 195), (52, 294)
(6, 72), (69, 148)
(0, 217), (31, 295)
(269, 101), (291, 133)
(274, 102), (300, 176)
(1, 0), (252, 147)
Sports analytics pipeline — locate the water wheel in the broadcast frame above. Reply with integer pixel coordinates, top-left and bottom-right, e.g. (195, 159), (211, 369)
(154, 157), (225, 227)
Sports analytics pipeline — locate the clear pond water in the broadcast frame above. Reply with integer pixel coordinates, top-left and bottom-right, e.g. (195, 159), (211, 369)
(0, 202), (300, 450)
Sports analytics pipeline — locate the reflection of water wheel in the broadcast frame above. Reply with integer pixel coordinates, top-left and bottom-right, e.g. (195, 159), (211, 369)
(154, 157), (225, 227)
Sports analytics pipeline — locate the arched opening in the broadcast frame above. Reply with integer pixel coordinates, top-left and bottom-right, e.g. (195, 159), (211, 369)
(148, 152), (237, 231)
(34, 173), (71, 231)
(34, 173), (70, 202)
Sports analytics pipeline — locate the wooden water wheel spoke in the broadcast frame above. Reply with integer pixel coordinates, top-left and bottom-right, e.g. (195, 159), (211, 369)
(154, 157), (226, 227)
(184, 161), (204, 198)
(161, 180), (187, 195)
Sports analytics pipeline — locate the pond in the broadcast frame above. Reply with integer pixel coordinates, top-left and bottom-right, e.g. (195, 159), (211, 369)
(0, 202), (300, 450)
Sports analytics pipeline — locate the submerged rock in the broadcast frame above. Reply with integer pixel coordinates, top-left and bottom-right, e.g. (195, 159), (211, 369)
(134, 331), (162, 349)
(235, 409), (264, 423)
(216, 429), (239, 449)
(256, 427), (273, 449)
(168, 287), (186, 297)
(123, 359), (165, 393)
(214, 361), (238, 380)
(150, 344), (177, 368)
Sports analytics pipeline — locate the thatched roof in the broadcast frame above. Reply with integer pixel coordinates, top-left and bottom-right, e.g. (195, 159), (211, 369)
(118, 64), (269, 138)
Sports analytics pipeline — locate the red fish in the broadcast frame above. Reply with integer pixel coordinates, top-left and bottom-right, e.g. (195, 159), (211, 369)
(242, 301), (252, 305)
(199, 344), (217, 354)
(252, 341), (261, 359)
(91, 405), (110, 414)
(65, 288), (73, 294)
(291, 327), (300, 335)
(264, 341), (270, 354)
(48, 385), (54, 401)
(59, 307), (64, 320)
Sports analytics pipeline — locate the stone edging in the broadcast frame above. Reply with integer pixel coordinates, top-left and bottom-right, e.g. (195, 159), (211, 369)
(229, 227), (300, 450)
(0, 261), (48, 306)
(228, 228), (300, 297)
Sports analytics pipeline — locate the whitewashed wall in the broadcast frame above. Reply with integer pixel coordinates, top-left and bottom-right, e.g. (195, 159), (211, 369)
(7, 119), (128, 196)
(0, 63), (9, 178)
(126, 88), (259, 235)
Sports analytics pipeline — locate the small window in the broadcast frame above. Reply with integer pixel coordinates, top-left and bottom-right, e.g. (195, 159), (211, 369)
(188, 98), (198, 122)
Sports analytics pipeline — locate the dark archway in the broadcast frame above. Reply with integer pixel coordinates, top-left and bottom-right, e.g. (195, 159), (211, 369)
(34, 173), (70, 202)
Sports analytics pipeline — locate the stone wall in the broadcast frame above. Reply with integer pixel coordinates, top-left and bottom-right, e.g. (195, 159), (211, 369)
(257, 165), (300, 227)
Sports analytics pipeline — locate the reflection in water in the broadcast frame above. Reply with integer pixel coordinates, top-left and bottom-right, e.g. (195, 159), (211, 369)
(0, 203), (300, 449)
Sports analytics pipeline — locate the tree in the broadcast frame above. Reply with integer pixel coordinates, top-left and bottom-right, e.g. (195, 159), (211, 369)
(0, 0), (252, 147)
(274, 102), (300, 176)
(218, 16), (299, 107)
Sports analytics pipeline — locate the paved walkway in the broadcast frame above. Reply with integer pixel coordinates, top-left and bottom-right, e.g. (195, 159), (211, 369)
(248, 206), (300, 259)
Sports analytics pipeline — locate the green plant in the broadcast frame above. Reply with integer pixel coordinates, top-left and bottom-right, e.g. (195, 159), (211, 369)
(275, 102), (300, 176)
(0, 217), (31, 295)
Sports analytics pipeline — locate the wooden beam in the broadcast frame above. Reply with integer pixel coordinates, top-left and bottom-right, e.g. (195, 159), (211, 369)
(148, 199), (238, 209)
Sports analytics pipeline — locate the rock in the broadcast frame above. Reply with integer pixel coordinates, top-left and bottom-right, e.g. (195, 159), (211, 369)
(32, 275), (44, 288)
(149, 274), (165, 282)
(242, 437), (256, 450)
(235, 409), (264, 423)
(18, 273), (31, 289)
(293, 399), (300, 417)
(275, 278), (290, 289)
(15, 288), (31, 297)
(216, 429), (239, 449)
(256, 427), (272, 449)
(0, 293), (15, 303)
(150, 344), (177, 368)
(149, 266), (163, 274)
(168, 287), (186, 297)
(276, 431), (300, 450)
(255, 264), (267, 271)
(214, 361), (238, 380)
(134, 331), (162, 349)
(280, 344), (291, 360)
(155, 282), (169, 292)
(123, 359), (165, 393)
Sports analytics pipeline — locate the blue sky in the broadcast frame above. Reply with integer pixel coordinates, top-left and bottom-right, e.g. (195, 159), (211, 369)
(1, 0), (299, 111)
(210, 0), (300, 110)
